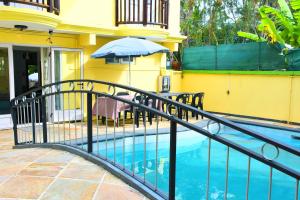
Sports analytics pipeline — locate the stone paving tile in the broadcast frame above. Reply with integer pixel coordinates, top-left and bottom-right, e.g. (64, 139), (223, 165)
(103, 172), (129, 187)
(94, 183), (144, 200)
(70, 157), (94, 164)
(40, 178), (98, 200)
(0, 130), (146, 200)
(0, 148), (51, 163)
(0, 176), (53, 199)
(18, 162), (65, 178)
(59, 162), (105, 182)
(0, 176), (10, 185)
(0, 162), (31, 176)
(35, 150), (74, 164)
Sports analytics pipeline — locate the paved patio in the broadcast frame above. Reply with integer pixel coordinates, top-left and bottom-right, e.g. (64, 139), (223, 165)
(0, 129), (146, 200)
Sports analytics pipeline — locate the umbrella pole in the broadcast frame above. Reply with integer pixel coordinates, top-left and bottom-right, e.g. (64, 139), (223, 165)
(128, 56), (131, 87)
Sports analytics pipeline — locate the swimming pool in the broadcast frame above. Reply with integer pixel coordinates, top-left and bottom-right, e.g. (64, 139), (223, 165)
(87, 122), (300, 200)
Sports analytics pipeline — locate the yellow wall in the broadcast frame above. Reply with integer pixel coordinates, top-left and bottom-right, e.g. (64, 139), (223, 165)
(0, 28), (78, 48)
(60, 0), (115, 28)
(181, 73), (300, 123)
(168, 0), (181, 35)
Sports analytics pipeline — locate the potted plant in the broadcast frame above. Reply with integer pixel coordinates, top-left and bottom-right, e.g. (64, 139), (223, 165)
(171, 52), (181, 71)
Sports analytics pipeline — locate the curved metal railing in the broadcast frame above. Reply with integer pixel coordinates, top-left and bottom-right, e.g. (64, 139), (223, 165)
(10, 80), (300, 200)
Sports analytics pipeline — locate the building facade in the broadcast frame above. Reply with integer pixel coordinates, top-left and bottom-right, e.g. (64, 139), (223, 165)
(0, 0), (185, 129)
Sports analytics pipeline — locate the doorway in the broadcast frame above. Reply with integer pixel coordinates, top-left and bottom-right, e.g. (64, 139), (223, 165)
(13, 46), (41, 97)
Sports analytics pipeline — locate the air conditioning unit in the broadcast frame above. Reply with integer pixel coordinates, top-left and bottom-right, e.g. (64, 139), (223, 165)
(158, 76), (170, 93)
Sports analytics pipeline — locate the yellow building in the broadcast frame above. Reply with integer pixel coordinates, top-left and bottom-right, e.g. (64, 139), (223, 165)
(0, 0), (185, 129)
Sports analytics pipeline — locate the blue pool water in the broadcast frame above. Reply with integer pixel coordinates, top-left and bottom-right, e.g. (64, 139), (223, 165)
(88, 123), (300, 200)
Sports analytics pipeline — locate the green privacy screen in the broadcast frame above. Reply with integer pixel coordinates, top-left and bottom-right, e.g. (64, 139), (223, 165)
(182, 42), (300, 71)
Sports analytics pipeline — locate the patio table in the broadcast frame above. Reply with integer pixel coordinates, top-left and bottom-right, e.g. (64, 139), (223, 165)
(158, 92), (195, 99)
(92, 95), (134, 121)
(158, 92), (196, 115)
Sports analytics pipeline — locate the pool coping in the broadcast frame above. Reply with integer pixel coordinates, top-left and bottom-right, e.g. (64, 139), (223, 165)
(230, 118), (300, 133)
(13, 144), (165, 200)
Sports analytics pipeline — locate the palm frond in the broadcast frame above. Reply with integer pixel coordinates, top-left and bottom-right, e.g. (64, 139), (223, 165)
(259, 6), (294, 32)
(237, 31), (266, 41)
(277, 0), (293, 19)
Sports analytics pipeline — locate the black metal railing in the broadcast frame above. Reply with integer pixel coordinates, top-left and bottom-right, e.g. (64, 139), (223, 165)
(10, 80), (300, 200)
(116, 0), (169, 29)
(1, 0), (60, 15)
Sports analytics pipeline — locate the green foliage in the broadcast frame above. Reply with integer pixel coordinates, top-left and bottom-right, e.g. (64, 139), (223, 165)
(238, 0), (300, 48)
(180, 0), (267, 47)
(237, 31), (266, 42)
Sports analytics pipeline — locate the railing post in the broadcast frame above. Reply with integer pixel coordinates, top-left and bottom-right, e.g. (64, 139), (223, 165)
(115, 0), (119, 26)
(11, 106), (18, 145)
(169, 120), (177, 200)
(31, 100), (36, 144)
(87, 93), (93, 153)
(41, 96), (48, 143)
(165, 0), (169, 29)
(47, 0), (53, 13)
(54, 0), (60, 14)
(143, 0), (147, 26)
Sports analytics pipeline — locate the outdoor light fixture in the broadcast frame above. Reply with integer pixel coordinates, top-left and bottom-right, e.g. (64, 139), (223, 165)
(14, 25), (28, 31)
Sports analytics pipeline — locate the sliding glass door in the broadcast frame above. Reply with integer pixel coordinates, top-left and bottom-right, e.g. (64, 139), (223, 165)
(51, 48), (84, 122)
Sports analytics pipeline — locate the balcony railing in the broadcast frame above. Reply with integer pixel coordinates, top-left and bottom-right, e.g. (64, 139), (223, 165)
(116, 0), (169, 29)
(0, 0), (60, 15)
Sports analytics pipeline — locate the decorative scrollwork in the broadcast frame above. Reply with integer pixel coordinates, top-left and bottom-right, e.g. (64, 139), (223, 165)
(206, 120), (221, 135)
(42, 87), (48, 95)
(14, 99), (18, 106)
(55, 84), (61, 92)
(31, 92), (36, 98)
(69, 82), (75, 91)
(261, 143), (279, 161)
(87, 82), (94, 91)
(107, 85), (116, 96)
(22, 96), (27, 102)
(166, 104), (178, 116)
(133, 92), (140, 103)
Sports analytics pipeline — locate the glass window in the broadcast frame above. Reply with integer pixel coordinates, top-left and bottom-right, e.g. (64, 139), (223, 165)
(105, 57), (134, 64)
(0, 48), (10, 114)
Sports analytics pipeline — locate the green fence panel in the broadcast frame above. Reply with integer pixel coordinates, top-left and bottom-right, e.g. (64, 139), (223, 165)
(216, 43), (259, 70)
(182, 45), (216, 70)
(182, 42), (294, 71)
(259, 43), (286, 70)
(287, 49), (300, 70)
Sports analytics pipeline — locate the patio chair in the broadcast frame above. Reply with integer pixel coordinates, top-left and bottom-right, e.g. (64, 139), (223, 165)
(145, 95), (158, 125)
(133, 94), (147, 128)
(167, 93), (189, 121)
(191, 92), (204, 119)
(116, 91), (132, 120)
(176, 94), (190, 121)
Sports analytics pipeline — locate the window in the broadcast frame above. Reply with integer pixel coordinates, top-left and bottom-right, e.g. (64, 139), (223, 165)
(105, 57), (134, 64)
(0, 48), (10, 114)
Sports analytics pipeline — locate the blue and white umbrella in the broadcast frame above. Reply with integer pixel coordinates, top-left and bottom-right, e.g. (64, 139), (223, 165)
(91, 37), (169, 86)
